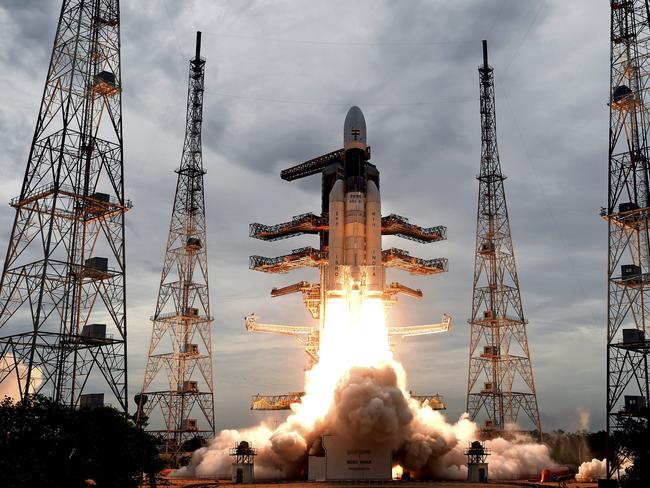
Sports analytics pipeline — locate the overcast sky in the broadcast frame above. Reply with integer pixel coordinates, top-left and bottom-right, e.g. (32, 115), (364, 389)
(0, 1), (609, 432)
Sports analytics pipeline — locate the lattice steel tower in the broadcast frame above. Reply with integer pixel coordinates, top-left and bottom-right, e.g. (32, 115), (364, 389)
(604, 1), (650, 478)
(0, 0), (129, 411)
(466, 41), (541, 439)
(135, 32), (215, 454)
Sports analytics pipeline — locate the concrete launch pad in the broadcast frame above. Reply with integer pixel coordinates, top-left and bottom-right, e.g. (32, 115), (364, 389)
(157, 480), (598, 488)
(308, 434), (392, 481)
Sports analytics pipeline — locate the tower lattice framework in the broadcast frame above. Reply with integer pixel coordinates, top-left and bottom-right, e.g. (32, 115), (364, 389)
(604, 0), (650, 477)
(136, 32), (215, 454)
(0, 0), (129, 411)
(466, 41), (541, 439)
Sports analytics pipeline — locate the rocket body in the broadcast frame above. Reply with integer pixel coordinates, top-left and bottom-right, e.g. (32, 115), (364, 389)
(327, 107), (384, 297)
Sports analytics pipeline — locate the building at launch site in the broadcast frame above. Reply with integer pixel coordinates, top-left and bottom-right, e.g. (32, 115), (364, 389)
(230, 441), (256, 483)
(247, 106), (451, 479)
(465, 441), (490, 483)
(307, 435), (392, 481)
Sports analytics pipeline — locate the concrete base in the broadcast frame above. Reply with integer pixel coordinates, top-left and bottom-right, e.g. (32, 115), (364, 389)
(308, 434), (391, 481)
(468, 463), (488, 483)
(231, 463), (254, 483)
(308, 455), (326, 481)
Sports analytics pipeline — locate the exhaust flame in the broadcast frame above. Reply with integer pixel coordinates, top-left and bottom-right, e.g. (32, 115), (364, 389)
(296, 296), (395, 426)
(178, 294), (556, 480)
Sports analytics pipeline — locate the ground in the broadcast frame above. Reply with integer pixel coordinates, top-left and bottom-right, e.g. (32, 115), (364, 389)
(150, 479), (600, 488)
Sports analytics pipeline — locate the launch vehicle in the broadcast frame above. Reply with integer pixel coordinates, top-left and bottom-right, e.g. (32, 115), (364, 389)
(246, 107), (450, 362)
(328, 106), (383, 298)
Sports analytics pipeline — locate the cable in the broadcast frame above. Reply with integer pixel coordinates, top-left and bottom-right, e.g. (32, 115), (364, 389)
(500, 92), (601, 329)
(501, 1), (546, 78)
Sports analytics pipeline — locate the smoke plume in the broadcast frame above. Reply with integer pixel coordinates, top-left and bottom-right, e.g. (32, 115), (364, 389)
(178, 360), (555, 480)
(178, 297), (556, 480)
(577, 406), (591, 431)
(577, 458), (606, 481)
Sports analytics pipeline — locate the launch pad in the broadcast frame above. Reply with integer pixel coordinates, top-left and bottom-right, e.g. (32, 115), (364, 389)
(308, 435), (392, 481)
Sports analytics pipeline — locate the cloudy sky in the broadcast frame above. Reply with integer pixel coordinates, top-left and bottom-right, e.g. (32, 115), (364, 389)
(0, 0), (608, 432)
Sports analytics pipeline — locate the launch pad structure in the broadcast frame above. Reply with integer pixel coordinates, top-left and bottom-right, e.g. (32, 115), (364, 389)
(135, 32), (215, 455)
(0, 0), (129, 411)
(466, 41), (542, 439)
(247, 107), (451, 415)
(604, 0), (650, 478)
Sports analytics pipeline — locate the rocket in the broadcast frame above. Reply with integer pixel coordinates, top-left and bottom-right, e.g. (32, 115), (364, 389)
(328, 106), (383, 298)
(247, 105), (452, 365)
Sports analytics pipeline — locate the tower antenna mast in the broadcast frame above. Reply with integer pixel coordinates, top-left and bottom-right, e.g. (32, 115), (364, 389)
(604, 1), (650, 478)
(0, 0), (130, 411)
(136, 32), (215, 456)
(466, 40), (542, 439)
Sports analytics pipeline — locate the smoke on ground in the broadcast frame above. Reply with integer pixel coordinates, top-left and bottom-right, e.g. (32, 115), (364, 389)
(177, 360), (556, 480)
(577, 458), (606, 481)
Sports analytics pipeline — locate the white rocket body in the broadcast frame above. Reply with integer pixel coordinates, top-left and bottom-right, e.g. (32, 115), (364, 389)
(327, 107), (384, 297)
(365, 180), (383, 294)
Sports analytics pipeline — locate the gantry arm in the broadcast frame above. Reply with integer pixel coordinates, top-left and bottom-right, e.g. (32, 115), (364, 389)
(381, 214), (447, 243)
(382, 248), (448, 275)
(244, 314), (313, 337)
(245, 314), (319, 363)
(251, 392), (304, 410)
(388, 314), (452, 337)
(411, 394), (446, 410)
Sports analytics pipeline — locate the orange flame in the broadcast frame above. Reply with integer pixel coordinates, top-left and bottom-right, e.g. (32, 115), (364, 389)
(290, 295), (395, 427)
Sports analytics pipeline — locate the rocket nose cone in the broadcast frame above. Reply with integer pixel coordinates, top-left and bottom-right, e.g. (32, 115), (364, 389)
(345, 106), (364, 123)
(344, 106), (367, 150)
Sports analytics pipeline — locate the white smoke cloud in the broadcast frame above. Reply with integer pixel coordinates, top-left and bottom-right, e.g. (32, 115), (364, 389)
(577, 458), (633, 481)
(576, 406), (590, 431)
(577, 458), (606, 481)
(486, 435), (555, 479)
(184, 426), (297, 479)
(179, 361), (557, 480)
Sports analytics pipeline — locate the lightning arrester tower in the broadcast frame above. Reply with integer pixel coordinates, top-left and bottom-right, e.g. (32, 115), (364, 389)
(466, 40), (542, 439)
(136, 32), (215, 454)
(0, 0), (130, 411)
(604, 1), (650, 478)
